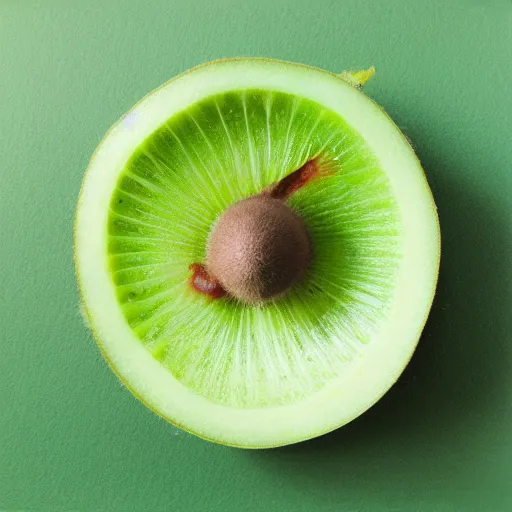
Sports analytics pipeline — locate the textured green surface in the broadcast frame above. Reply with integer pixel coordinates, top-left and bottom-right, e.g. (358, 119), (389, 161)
(109, 89), (400, 407)
(1, 1), (511, 511)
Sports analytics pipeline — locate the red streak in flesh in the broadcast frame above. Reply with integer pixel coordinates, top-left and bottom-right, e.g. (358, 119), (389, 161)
(189, 263), (226, 299)
(265, 158), (320, 200)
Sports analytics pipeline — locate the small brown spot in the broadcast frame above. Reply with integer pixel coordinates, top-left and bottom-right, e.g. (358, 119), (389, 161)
(189, 263), (226, 299)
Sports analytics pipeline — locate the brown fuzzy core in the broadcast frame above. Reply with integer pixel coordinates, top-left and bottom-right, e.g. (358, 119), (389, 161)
(206, 195), (311, 303)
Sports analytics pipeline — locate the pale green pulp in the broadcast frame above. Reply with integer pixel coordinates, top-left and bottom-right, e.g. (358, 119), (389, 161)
(107, 89), (401, 408)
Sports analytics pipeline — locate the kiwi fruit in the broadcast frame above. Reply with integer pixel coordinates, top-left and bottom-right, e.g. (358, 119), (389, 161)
(74, 59), (440, 448)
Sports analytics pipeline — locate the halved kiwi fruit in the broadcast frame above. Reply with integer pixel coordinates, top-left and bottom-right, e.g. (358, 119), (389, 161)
(75, 59), (440, 448)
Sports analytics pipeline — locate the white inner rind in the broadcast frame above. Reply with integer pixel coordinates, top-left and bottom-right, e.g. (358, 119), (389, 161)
(75, 59), (440, 448)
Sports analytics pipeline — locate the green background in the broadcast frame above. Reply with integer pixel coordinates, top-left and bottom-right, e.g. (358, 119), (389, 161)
(1, 1), (511, 510)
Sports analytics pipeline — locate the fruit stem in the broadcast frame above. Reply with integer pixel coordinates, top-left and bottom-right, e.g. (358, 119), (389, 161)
(337, 66), (376, 89)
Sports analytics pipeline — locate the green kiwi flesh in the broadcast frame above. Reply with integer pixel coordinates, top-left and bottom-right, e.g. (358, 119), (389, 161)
(106, 88), (401, 409)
